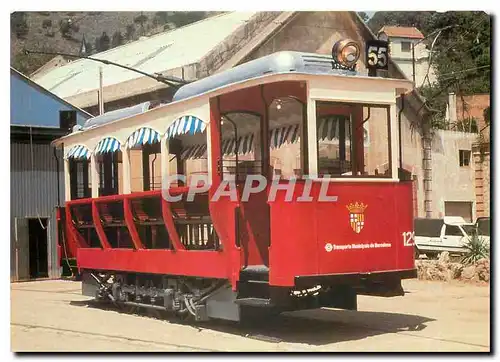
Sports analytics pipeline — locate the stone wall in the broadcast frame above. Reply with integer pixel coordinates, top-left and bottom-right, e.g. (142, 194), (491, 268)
(416, 252), (489, 284)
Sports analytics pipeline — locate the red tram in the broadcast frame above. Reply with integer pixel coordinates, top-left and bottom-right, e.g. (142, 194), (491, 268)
(54, 41), (416, 322)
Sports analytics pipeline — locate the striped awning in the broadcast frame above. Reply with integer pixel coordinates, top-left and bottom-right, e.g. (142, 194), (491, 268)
(317, 116), (350, 141)
(179, 133), (255, 160)
(165, 115), (207, 139)
(222, 134), (254, 156)
(317, 116), (369, 144)
(66, 145), (91, 160)
(95, 137), (121, 155)
(270, 124), (300, 149)
(127, 127), (161, 148)
(180, 144), (208, 160)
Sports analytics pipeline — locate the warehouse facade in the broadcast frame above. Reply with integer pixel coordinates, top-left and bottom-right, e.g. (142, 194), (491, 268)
(11, 68), (91, 281)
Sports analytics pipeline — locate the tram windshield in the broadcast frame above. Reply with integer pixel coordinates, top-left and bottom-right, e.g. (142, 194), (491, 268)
(316, 102), (392, 178)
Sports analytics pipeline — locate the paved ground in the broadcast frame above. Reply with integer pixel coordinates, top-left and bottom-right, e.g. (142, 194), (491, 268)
(11, 279), (490, 352)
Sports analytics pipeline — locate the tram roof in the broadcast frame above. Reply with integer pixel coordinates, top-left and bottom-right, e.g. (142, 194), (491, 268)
(173, 51), (356, 102)
(53, 51), (413, 146)
(78, 51), (360, 132)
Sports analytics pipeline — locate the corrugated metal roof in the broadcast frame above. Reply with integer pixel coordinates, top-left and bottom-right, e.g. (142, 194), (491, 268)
(378, 26), (424, 39)
(32, 12), (257, 100)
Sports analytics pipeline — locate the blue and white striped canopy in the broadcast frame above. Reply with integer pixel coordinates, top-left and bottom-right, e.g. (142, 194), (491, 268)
(269, 124), (300, 149)
(66, 145), (91, 160)
(95, 137), (121, 155)
(180, 144), (208, 160)
(165, 115), (207, 139)
(317, 116), (350, 141)
(221, 134), (254, 156)
(317, 116), (368, 144)
(127, 127), (161, 149)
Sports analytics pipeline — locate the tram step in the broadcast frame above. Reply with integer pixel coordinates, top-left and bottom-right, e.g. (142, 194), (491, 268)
(240, 265), (269, 282)
(234, 297), (274, 307)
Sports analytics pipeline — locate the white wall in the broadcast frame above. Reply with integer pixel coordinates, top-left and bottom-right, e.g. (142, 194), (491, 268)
(388, 37), (436, 87)
(431, 130), (477, 220)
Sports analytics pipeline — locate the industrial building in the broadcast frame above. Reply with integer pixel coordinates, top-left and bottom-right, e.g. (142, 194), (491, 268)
(11, 67), (91, 281)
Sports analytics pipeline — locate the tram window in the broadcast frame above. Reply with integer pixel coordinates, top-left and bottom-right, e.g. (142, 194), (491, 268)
(316, 102), (392, 178)
(129, 143), (162, 192)
(97, 152), (122, 196)
(316, 114), (353, 176)
(268, 97), (305, 180)
(221, 112), (261, 182)
(129, 148), (144, 192)
(69, 159), (91, 200)
(167, 131), (208, 187)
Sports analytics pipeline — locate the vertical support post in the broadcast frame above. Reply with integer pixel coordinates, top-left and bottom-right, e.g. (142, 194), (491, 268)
(205, 120), (212, 182)
(210, 97), (222, 186)
(306, 97), (318, 178)
(91, 153), (100, 198)
(390, 103), (399, 180)
(160, 136), (169, 193)
(122, 148), (131, 194)
(99, 67), (104, 115)
(64, 158), (71, 202)
(142, 147), (151, 191)
(260, 86), (269, 180)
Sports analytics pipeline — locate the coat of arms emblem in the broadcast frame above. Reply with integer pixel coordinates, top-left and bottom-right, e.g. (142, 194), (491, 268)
(346, 202), (368, 233)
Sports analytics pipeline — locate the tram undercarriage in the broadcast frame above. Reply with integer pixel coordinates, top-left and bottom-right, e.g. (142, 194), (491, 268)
(82, 269), (410, 323)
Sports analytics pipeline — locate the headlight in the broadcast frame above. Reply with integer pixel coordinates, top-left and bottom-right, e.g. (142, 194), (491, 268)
(332, 39), (361, 68)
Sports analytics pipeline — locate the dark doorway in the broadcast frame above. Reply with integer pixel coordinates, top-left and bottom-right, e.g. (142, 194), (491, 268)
(28, 218), (49, 279)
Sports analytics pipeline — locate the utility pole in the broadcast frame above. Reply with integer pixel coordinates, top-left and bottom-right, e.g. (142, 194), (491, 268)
(99, 66), (104, 115)
(411, 25), (455, 87)
(412, 43), (416, 85)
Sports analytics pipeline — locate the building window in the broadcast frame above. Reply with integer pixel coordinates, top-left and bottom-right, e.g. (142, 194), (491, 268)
(401, 41), (411, 52)
(459, 150), (471, 167)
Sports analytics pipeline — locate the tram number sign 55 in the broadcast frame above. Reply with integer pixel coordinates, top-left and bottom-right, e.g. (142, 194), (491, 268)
(366, 40), (389, 70)
(402, 231), (415, 247)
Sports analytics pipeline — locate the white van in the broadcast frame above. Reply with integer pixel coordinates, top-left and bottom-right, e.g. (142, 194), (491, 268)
(414, 217), (473, 258)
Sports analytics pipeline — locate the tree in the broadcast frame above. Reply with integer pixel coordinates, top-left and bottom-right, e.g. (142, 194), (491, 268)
(125, 24), (136, 40)
(427, 11), (490, 94)
(367, 11), (434, 34)
(168, 11), (206, 28)
(111, 31), (124, 48)
(154, 11), (170, 25)
(11, 12), (29, 39)
(98, 32), (110, 51)
(419, 12), (490, 129)
(42, 19), (52, 29)
(368, 11), (490, 131)
(94, 32), (111, 53)
(483, 107), (490, 126)
(358, 12), (369, 22)
(12, 50), (53, 75)
(59, 18), (79, 39)
(134, 13), (148, 36)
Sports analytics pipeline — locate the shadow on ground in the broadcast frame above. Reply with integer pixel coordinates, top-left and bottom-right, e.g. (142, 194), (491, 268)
(69, 299), (435, 346)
